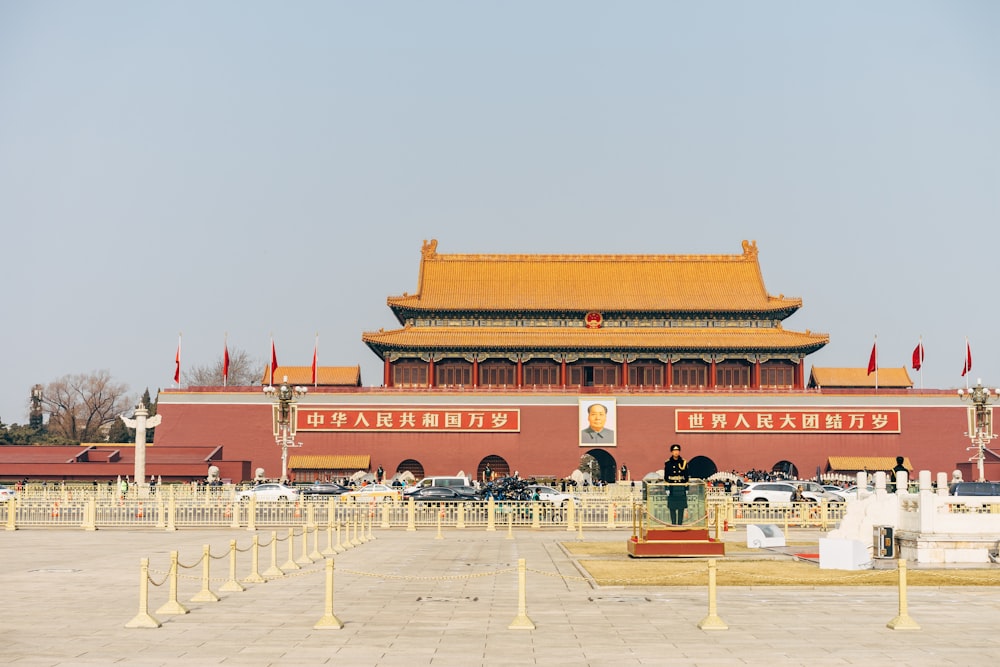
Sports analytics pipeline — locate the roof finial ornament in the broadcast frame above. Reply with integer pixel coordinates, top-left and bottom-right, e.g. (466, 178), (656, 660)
(421, 239), (438, 258)
(741, 239), (758, 258)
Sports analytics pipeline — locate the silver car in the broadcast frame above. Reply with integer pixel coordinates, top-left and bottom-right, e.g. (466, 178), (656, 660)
(739, 481), (842, 505)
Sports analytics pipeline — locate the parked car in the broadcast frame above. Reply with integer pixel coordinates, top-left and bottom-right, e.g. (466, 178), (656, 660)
(236, 483), (300, 502)
(299, 481), (351, 497)
(340, 483), (401, 502)
(949, 481), (1000, 496)
(524, 484), (581, 507)
(822, 485), (850, 502)
(839, 484), (874, 500)
(0, 485), (16, 501)
(402, 476), (472, 496)
(406, 486), (482, 501)
(739, 481), (841, 505)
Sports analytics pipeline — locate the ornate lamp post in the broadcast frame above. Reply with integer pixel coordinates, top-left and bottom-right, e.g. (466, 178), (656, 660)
(957, 379), (999, 482)
(263, 376), (307, 483)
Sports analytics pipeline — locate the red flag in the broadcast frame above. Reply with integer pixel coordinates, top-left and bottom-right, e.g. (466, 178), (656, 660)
(911, 342), (924, 371)
(311, 338), (318, 386)
(173, 337), (181, 384)
(962, 340), (972, 377)
(223, 341), (230, 384)
(270, 339), (278, 380)
(867, 342), (877, 375)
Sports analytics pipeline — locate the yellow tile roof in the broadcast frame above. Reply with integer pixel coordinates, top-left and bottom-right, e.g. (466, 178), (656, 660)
(289, 454), (370, 470)
(387, 239), (801, 313)
(808, 367), (912, 389)
(363, 325), (829, 352)
(260, 366), (361, 386)
(827, 456), (913, 472)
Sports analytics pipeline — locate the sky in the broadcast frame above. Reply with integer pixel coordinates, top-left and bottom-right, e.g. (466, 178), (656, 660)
(1, 1), (999, 424)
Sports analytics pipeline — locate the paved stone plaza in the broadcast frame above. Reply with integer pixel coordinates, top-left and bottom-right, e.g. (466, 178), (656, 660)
(1, 526), (998, 666)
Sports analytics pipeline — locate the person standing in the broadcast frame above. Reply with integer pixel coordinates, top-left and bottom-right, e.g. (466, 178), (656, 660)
(889, 456), (909, 493)
(663, 443), (689, 525)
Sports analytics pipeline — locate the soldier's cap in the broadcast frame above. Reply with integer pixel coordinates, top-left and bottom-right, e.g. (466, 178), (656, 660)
(670, 444), (681, 451)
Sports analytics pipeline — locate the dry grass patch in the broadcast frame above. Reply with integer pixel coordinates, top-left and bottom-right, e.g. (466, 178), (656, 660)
(564, 542), (1000, 587)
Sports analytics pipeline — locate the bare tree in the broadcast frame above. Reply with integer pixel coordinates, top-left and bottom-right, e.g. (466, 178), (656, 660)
(42, 370), (132, 442)
(184, 347), (263, 387)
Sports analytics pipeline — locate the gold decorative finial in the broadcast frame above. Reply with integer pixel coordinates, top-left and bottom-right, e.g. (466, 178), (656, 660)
(741, 240), (758, 258)
(421, 239), (439, 257)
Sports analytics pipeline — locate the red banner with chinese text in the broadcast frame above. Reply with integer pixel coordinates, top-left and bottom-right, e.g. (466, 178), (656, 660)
(675, 409), (900, 434)
(297, 407), (520, 432)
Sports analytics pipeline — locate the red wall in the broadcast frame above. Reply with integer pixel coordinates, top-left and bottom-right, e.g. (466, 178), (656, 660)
(154, 397), (973, 482)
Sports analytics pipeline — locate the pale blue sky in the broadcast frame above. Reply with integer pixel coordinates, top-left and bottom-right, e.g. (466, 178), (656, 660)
(1, 1), (998, 423)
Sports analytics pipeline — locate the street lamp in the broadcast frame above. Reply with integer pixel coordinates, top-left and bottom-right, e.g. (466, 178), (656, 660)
(263, 376), (307, 483)
(958, 378), (999, 482)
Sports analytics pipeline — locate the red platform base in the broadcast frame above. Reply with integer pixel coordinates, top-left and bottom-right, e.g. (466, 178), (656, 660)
(627, 528), (726, 558)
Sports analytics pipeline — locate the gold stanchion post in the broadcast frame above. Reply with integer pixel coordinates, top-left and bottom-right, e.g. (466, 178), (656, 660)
(508, 558), (535, 630)
(243, 534), (266, 583)
(697, 559), (728, 630)
(313, 559), (344, 629)
(156, 551), (189, 615)
(220, 539), (245, 592)
(125, 558), (161, 628)
(887, 558), (920, 630)
(190, 544), (219, 602)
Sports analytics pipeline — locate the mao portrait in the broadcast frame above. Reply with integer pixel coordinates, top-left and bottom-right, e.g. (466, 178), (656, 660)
(580, 399), (616, 446)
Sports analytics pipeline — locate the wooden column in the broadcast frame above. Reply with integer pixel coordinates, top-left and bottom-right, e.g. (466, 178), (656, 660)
(427, 358), (435, 388)
(794, 360), (804, 390)
(472, 357), (479, 388)
(752, 360), (761, 390)
(622, 360), (629, 388)
(516, 357), (523, 388)
(665, 360), (672, 389)
(708, 360), (717, 389)
(560, 358), (567, 388)
(383, 358), (392, 387)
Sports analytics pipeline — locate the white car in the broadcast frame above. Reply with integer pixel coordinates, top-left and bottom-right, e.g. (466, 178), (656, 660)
(525, 484), (581, 507)
(236, 483), (300, 502)
(340, 483), (401, 502)
(739, 481), (841, 505)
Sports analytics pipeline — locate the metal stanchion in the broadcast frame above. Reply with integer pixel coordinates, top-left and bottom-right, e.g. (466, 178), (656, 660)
(263, 531), (284, 577)
(156, 551), (189, 615)
(243, 534), (266, 583)
(220, 539), (245, 592)
(281, 527), (300, 571)
(887, 558), (920, 630)
(125, 558), (161, 628)
(697, 559), (728, 630)
(190, 544), (219, 602)
(313, 559), (344, 629)
(508, 558), (535, 630)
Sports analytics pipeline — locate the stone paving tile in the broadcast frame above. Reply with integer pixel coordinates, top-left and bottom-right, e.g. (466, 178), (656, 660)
(3, 527), (1000, 665)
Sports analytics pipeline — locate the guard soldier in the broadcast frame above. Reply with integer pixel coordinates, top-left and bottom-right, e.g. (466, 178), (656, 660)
(663, 443), (689, 525)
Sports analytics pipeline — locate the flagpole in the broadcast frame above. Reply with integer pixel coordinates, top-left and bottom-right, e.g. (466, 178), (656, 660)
(223, 332), (228, 387)
(269, 333), (274, 386)
(313, 332), (319, 388)
(965, 337), (971, 390)
(874, 335), (878, 392)
(918, 335), (923, 391)
(174, 332), (182, 387)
